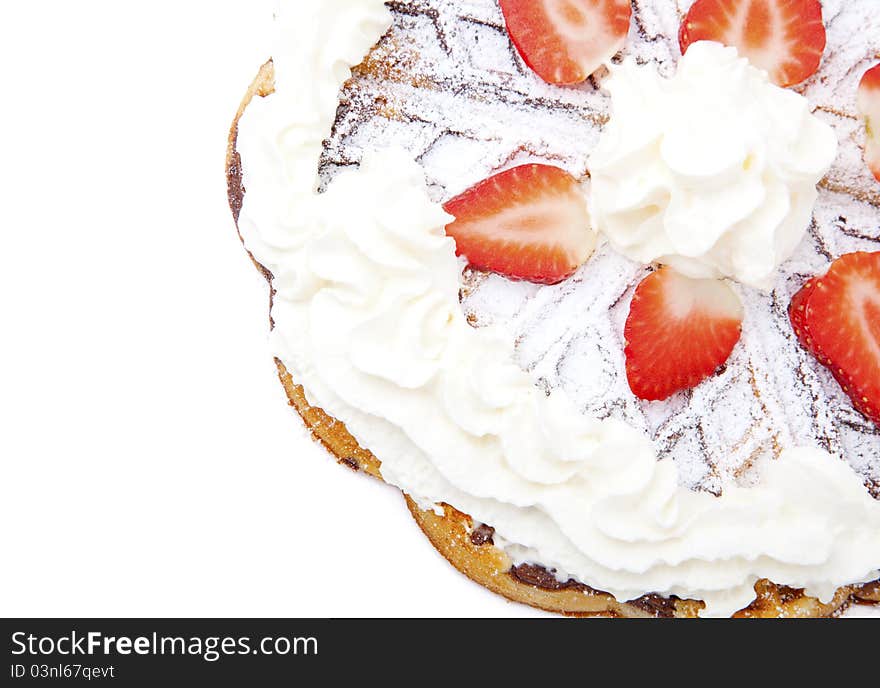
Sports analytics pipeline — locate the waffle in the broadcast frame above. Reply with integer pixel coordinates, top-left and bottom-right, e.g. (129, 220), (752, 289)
(227, 0), (880, 616)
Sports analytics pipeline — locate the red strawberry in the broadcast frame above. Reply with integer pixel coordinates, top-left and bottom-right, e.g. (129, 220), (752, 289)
(499, 0), (632, 85)
(624, 268), (744, 402)
(858, 63), (880, 182)
(443, 164), (595, 284)
(678, 14), (691, 54)
(797, 252), (880, 425)
(788, 277), (818, 352)
(679, 0), (826, 88)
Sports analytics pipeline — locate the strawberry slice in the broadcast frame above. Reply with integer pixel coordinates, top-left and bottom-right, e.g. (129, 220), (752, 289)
(499, 0), (632, 85)
(442, 164), (595, 285)
(679, 0), (826, 88)
(796, 252), (880, 425)
(678, 15), (691, 54)
(624, 268), (744, 402)
(788, 277), (818, 353)
(858, 63), (880, 182)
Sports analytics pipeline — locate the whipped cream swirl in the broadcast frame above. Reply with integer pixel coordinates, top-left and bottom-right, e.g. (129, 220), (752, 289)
(236, 0), (880, 616)
(589, 41), (838, 289)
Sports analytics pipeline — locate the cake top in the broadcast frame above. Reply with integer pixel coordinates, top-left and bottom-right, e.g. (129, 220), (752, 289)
(319, 0), (880, 498)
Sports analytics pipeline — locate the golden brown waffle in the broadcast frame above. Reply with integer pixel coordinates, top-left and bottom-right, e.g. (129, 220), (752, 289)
(227, 59), (878, 617)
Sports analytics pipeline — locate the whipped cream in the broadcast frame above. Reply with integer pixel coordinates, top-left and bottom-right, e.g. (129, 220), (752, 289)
(589, 41), (839, 290)
(236, 0), (880, 616)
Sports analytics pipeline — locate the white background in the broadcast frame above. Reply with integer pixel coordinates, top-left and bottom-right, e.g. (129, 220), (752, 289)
(0, 1), (875, 618)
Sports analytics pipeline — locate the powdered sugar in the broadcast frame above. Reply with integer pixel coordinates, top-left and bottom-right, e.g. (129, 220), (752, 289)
(318, 0), (880, 496)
